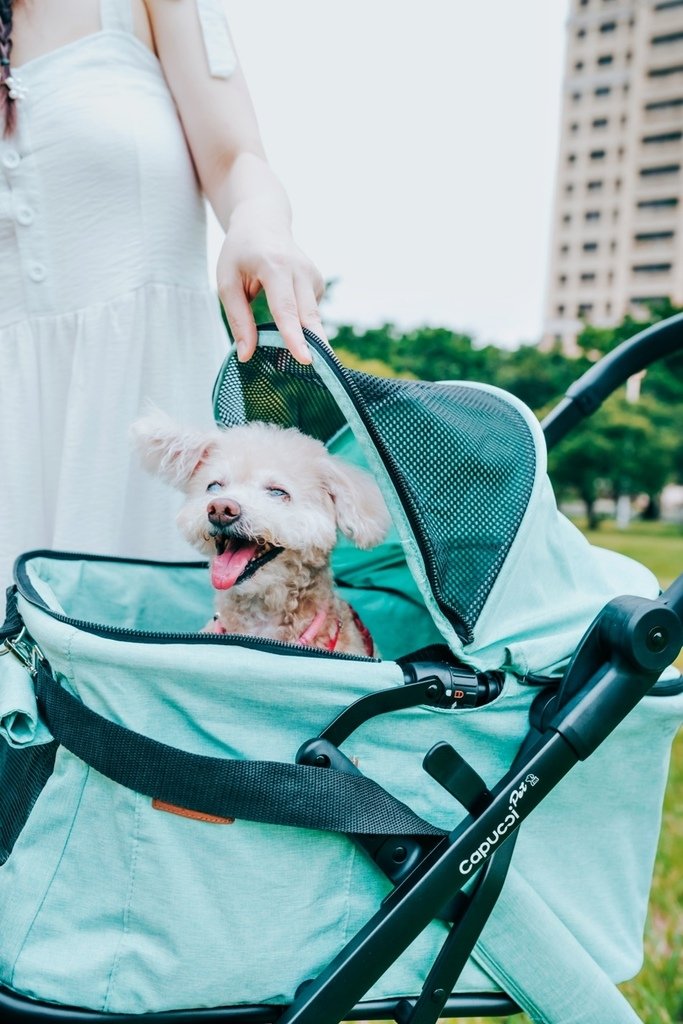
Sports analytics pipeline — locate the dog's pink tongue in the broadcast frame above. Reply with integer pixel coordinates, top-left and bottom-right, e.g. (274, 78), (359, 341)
(211, 543), (258, 590)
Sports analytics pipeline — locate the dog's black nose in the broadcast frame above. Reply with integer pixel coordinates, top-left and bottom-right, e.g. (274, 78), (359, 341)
(207, 499), (241, 526)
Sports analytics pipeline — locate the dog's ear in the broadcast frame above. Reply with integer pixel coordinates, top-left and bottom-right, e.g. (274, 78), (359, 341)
(130, 408), (217, 491)
(321, 455), (391, 549)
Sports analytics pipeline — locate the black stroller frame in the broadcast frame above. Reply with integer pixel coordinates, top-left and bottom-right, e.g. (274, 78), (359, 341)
(0, 316), (682, 1024)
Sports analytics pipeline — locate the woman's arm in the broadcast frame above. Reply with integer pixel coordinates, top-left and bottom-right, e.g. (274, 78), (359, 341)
(144, 0), (325, 363)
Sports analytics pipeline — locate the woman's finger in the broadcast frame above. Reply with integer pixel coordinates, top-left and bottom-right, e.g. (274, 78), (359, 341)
(262, 274), (313, 364)
(219, 277), (258, 361)
(294, 275), (329, 349)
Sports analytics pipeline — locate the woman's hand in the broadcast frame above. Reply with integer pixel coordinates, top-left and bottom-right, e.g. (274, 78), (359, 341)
(146, 0), (327, 364)
(217, 199), (327, 365)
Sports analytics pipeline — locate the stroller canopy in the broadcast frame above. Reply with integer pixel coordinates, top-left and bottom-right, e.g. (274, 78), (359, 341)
(213, 329), (660, 676)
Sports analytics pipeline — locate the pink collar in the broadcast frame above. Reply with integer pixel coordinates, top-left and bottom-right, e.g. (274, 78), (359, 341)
(298, 605), (375, 656)
(298, 608), (342, 651)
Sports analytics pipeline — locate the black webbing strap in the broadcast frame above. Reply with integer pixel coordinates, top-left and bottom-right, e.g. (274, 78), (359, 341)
(34, 662), (447, 839)
(1, 588), (22, 644)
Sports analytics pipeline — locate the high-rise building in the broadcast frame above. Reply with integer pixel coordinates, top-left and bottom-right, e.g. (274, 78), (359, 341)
(543, 0), (683, 350)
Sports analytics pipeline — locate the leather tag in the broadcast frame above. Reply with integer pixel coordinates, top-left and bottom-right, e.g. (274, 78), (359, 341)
(152, 798), (234, 825)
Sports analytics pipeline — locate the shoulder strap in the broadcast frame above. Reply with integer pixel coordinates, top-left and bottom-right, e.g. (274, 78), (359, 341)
(196, 0), (236, 78)
(100, 0), (134, 34)
(34, 662), (446, 840)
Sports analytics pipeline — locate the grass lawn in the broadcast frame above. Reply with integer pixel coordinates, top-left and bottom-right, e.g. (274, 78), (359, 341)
(359, 521), (683, 1024)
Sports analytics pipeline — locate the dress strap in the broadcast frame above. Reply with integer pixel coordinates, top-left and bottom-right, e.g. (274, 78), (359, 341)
(196, 0), (236, 78)
(100, 0), (134, 34)
(100, 0), (235, 78)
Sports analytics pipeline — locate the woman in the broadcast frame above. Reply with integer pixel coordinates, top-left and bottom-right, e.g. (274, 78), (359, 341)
(0, 0), (326, 588)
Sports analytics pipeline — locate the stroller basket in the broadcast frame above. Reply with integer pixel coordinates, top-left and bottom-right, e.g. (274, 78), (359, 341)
(0, 319), (682, 1024)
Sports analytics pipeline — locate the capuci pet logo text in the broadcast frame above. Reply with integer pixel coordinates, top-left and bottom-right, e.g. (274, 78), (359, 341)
(458, 775), (538, 875)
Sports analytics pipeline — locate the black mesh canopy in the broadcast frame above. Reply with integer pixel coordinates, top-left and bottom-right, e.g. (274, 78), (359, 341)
(214, 333), (537, 642)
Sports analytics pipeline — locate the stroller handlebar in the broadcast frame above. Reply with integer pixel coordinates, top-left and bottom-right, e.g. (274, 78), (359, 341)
(663, 571), (683, 622)
(541, 312), (683, 450)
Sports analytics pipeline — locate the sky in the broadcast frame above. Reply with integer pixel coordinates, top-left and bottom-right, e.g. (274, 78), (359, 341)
(210, 1), (571, 348)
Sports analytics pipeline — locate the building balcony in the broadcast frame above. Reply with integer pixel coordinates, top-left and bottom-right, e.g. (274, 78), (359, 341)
(644, 67), (683, 93)
(642, 96), (683, 122)
(631, 230), (677, 253)
(650, 2), (683, 31)
(638, 129), (683, 157)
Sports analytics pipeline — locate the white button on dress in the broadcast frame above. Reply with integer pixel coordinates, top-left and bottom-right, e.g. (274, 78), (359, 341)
(15, 206), (33, 225)
(27, 262), (46, 281)
(0, 0), (230, 589)
(1, 149), (20, 169)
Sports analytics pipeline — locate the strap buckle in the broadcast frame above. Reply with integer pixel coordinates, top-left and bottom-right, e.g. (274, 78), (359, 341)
(0, 627), (44, 678)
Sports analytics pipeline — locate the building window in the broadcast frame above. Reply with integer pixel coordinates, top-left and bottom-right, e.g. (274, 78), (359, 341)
(597, 54), (614, 65)
(583, 242), (599, 251)
(645, 97), (683, 110)
(577, 28), (587, 39)
(585, 210), (601, 220)
(575, 61), (585, 71)
(587, 179), (603, 190)
(615, 177), (622, 189)
(600, 21), (617, 32)
(595, 86), (611, 96)
(606, 303), (612, 315)
(563, 213), (573, 223)
(654, 0), (683, 9)
(610, 240), (618, 251)
(651, 31), (683, 44)
(648, 64), (683, 77)
(632, 262), (673, 272)
(592, 117), (609, 129)
(577, 303), (594, 316)
(572, 91), (582, 102)
(590, 149), (607, 159)
(570, 122), (579, 133)
(559, 274), (568, 285)
(565, 183), (575, 194)
(637, 196), (679, 208)
(560, 244), (570, 255)
(631, 297), (666, 306)
(639, 163), (680, 176)
(556, 306), (566, 317)
(580, 272), (597, 282)
(634, 230), (675, 241)
(642, 130), (683, 143)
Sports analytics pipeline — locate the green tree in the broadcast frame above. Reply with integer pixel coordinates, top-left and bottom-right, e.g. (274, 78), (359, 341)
(330, 323), (497, 382)
(491, 341), (586, 413)
(548, 393), (677, 528)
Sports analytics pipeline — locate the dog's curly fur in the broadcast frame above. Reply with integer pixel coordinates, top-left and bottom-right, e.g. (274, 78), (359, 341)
(132, 411), (390, 655)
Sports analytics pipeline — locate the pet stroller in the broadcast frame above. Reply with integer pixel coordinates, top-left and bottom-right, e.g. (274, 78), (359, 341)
(0, 316), (681, 1024)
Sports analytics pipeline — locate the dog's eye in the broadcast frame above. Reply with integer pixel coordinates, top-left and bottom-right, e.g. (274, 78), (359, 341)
(206, 481), (223, 494)
(266, 486), (290, 500)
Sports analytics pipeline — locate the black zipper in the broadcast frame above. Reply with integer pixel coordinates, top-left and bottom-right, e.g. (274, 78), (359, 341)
(14, 549), (377, 662)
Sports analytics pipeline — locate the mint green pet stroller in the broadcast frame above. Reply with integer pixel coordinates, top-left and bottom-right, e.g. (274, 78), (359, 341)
(0, 317), (681, 1024)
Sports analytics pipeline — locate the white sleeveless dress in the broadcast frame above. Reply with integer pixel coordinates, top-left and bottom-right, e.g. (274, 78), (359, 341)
(0, 0), (230, 590)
